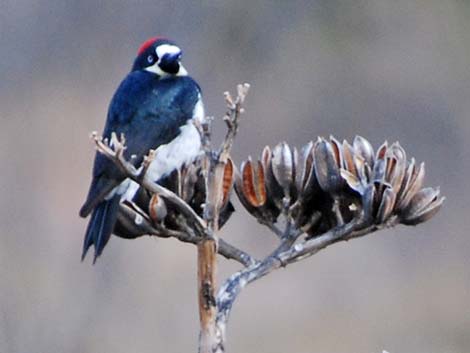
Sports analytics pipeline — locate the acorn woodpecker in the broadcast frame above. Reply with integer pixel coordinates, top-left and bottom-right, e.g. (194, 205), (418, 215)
(79, 37), (204, 262)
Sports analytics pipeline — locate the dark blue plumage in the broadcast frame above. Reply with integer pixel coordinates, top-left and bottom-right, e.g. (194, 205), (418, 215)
(81, 195), (120, 262)
(80, 38), (202, 262)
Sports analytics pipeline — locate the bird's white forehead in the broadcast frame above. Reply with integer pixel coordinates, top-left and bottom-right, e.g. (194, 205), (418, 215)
(156, 44), (181, 58)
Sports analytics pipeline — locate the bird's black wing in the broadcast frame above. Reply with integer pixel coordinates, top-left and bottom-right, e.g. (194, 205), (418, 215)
(80, 72), (201, 217)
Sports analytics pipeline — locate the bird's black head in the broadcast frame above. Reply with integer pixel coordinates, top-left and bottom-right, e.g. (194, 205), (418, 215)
(132, 37), (187, 77)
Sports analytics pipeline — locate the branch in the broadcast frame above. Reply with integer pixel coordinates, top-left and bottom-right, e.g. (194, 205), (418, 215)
(152, 224), (255, 267)
(276, 215), (366, 265)
(196, 84), (249, 353)
(219, 84), (250, 161)
(219, 239), (258, 267)
(118, 183), (257, 267)
(178, 218), (257, 267)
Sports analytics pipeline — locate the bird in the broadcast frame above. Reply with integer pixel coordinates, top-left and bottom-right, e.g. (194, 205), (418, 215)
(79, 37), (204, 263)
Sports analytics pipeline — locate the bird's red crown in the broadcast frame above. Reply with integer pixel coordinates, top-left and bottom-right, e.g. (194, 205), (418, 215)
(137, 37), (166, 56)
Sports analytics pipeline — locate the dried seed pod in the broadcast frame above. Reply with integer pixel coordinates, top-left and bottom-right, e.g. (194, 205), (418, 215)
(396, 161), (425, 211)
(403, 187), (438, 215)
(296, 141), (314, 192)
(376, 187), (396, 224)
(387, 143), (407, 195)
(342, 140), (356, 174)
(239, 158), (266, 207)
(372, 158), (387, 184)
(149, 194), (168, 223)
(354, 153), (369, 185)
(294, 141), (324, 206)
(234, 156), (280, 223)
(271, 142), (293, 187)
(329, 136), (344, 169)
(222, 158), (235, 207)
(261, 145), (272, 170)
(262, 146), (285, 209)
(353, 135), (374, 167)
(271, 142), (297, 199)
(376, 141), (388, 160)
(314, 138), (343, 193)
(389, 142), (406, 160)
(384, 156), (396, 182)
(400, 187), (445, 225)
(340, 169), (363, 194)
(396, 158), (416, 203)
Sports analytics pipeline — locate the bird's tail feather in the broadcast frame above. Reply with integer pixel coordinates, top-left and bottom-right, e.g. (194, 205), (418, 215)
(81, 195), (120, 264)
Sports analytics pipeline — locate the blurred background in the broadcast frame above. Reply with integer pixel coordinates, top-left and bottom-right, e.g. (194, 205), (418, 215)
(1, 1), (469, 352)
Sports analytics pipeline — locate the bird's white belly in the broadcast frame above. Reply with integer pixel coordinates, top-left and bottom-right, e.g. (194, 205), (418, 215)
(146, 121), (201, 181)
(119, 120), (202, 202)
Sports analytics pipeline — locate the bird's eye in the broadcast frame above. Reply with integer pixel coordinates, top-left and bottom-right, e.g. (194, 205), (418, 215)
(147, 55), (155, 64)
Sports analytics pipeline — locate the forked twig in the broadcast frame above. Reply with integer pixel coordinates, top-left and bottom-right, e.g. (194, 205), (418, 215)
(92, 131), (207, 234)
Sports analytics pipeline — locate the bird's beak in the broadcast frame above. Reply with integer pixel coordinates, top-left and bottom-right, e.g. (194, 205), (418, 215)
(159, 53), (182, 74)
(165, 52), (181, 64)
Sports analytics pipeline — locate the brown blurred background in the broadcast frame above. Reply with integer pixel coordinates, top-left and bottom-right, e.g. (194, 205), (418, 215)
(1, 1), (469, 352)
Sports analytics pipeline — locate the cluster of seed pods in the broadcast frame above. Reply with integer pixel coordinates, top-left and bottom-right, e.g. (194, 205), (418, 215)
(235, 136), (444, 235)
(339, 137), (444, 225)
(114, 159), (235, 239)
(114, 136), (443, 239)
